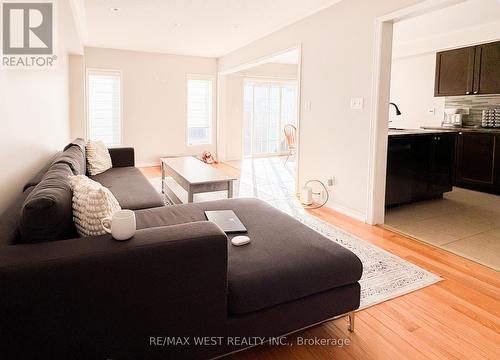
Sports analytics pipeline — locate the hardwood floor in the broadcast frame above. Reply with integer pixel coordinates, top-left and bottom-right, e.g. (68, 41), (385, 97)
(140, 165), (500, 360)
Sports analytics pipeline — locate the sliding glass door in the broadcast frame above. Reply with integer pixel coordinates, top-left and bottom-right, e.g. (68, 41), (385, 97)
(243, 80), (298, 157)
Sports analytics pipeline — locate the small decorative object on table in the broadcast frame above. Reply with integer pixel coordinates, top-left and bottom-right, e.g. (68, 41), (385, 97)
(201, 151), (217, 164)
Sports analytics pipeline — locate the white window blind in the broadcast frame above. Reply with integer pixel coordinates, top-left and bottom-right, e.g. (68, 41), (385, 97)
(88, 70), (121, 147)
(187, 77), (213, 145)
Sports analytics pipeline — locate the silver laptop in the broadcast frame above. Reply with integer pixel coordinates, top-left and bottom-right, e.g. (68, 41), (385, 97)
(205, 210), (247, 233)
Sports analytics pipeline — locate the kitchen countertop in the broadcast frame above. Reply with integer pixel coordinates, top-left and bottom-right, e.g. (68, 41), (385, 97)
(388, 128), (456, 137)
(421, 126), (500, 134)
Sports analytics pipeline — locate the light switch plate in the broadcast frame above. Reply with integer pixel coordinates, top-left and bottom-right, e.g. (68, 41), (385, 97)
(350, 97), (364, 110)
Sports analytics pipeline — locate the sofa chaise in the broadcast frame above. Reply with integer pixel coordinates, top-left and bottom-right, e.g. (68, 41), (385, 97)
(0, 139), (363, 359)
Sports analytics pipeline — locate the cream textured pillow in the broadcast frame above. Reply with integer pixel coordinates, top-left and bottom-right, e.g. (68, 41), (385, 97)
(86, 140), (112, 175)
(69, 175), (121, 237)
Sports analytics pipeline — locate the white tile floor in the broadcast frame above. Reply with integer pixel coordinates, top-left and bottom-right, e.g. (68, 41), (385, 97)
(224, 156), (306, 216)
(385, 187), (500, 271)
(161, 156), (304, 215)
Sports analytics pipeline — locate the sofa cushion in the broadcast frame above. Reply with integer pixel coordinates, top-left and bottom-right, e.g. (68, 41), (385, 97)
(0, 187), (34, 247)
(86, 140), (112, 175)
(69, 175), (121, 237)
(22, 152), (62, 191)
(22, 140), (86, 190)
(19, 163), (78, 243)
(54, 145), (86, 175)
(90, 167), (164, 210)
(63, 138), (86, 153)
(135, 198), (363, 315)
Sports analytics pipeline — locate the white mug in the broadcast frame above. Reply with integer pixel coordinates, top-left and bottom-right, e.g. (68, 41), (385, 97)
(101, 210), (136, 241)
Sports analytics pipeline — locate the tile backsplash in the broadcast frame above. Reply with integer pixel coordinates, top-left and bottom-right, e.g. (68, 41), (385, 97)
(445, 95), (500, 126)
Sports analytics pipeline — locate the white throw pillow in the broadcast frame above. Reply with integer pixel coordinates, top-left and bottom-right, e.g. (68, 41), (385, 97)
(86, 140), (112, 175)
(69, 175), (121, 237)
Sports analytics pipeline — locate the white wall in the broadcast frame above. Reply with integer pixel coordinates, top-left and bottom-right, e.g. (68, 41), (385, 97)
(0, 0), (81, 213)
(69, 55), (86, 139)
(222, 74), (245, 160)
(221, 63), (298, 160)
(219, 0), (425, 221)
(77, 48), (218, 166)
(389, 53), (444, 129)
(236, 63), (298, 79)
(393, 0), (500, 58)
(389, 0), (500, 130)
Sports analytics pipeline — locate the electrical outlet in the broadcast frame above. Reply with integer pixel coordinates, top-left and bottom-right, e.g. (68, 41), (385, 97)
(350, 97), (364, 110)
(327, 177), (335, 187)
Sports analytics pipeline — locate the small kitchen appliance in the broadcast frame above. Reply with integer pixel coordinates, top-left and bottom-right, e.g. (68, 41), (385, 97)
(442, 108), (463, 127)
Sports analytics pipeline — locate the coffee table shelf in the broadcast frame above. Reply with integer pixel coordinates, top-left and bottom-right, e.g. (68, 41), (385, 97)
(160, 156), (237, 204)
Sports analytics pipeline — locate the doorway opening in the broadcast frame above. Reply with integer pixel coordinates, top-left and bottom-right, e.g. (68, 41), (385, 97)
(370, 0), (500, 270)
(242, 79), (298, 158)
(217, 47), (302, 212)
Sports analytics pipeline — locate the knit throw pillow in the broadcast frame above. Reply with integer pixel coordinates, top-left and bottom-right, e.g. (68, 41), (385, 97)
(69, 175), (121, 237)
(86, 140), (112, 175)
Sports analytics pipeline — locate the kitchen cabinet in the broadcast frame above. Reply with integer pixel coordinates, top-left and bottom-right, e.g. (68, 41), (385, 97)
(473, 42), (500, 95)
(386, 138), (414, 206)
(454, 132), (500, 194)
(428, 133), (456, 194)
(435, 41), (500, 96)
(386, 133), (456, 207)
(435, 47), (475, 96)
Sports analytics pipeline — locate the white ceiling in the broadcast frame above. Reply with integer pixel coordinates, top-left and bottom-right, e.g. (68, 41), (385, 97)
(83, 0), (341, 57)
(393, 0), (500, 44)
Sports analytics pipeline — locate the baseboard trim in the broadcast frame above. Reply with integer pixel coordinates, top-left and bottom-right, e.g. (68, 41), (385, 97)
(325, 201), (367, 223)
(222, 157), (241, 162)
(137, 162), (160, 168)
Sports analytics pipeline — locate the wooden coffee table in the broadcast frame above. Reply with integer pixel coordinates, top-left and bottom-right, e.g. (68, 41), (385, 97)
(160, 156), (237, 204)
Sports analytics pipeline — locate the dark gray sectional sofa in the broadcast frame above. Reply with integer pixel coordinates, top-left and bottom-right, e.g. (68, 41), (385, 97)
(0, 139), (363, 359)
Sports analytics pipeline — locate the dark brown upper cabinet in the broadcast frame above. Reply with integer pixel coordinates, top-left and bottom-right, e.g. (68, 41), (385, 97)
(435, 46), (475, 96)
(435, 41), (500, 97)
(473, 42), (500, 95)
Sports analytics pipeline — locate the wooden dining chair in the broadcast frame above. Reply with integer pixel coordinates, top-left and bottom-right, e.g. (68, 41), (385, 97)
(283, 124), (297, 165)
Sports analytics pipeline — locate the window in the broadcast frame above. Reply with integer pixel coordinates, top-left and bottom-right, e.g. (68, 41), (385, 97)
(87, 70), (121, 147)
(243, 80), (298, 156)
(187, 76), (213, 145)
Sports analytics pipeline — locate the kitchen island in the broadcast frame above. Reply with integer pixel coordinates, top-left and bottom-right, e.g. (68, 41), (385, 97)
(421, 126), (500, 134)
(386, 129), (456, 206)
(388, 128), (456, 137)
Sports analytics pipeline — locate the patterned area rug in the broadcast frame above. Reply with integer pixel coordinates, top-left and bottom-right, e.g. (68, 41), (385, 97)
(292, 214), (442, 309)
(150, 158), (441, 310)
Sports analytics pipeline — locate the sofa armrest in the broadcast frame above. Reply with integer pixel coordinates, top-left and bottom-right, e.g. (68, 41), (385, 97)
(109, 147), (135, 167)
(0, 221), (228, 359)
